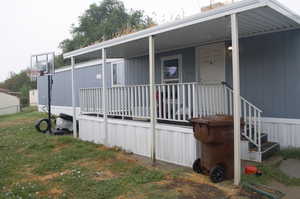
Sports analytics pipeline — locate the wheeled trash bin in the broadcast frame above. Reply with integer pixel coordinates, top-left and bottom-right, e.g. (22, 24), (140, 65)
(190, 115), (243, 183)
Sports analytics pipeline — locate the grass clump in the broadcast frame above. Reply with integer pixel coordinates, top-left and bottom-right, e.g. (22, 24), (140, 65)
(278, 148), (300, 160)
(242, 148), (300, 186)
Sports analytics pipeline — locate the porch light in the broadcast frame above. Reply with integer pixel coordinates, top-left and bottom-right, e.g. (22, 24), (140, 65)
(228, 46), (233, 51)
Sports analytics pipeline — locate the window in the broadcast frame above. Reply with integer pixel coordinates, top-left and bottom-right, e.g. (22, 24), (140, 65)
(161, 55), (182, 83)
(111, 62), (123, 86)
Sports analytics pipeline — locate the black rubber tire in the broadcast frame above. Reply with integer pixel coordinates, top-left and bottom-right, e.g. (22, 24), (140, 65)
(192, 158), (202, 174)
(35, 118), (50, 133)
(59, 113), (73, 122)
(209, 165), (225, 183)
(53, 129), (70, 136)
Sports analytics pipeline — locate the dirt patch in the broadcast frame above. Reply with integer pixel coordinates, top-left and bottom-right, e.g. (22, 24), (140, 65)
(0, 119), (34, 129)
(19, 168), (71, 183)
(159, 177), (227, 199)
(52, 143), (68, 152)
(37, 187), (64, 198)
(72, 158), (105, 170)
(117, 193), (146, 199)
(185, 173), (239, 197)
(37, 170), (71, 181)
(93, 170), (118, 181)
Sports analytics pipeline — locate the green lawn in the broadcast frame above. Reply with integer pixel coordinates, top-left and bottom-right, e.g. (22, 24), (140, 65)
(242, 148), (300, 187)
(0, 109), (254, 199)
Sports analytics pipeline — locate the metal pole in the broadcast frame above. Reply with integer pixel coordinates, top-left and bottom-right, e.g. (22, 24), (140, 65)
(102, 48), (108, 145)
(149, 35), (156, 163)
(71, 57), (77, 138)
(46, 55), (52, 134)
(231, 13), (241, 186)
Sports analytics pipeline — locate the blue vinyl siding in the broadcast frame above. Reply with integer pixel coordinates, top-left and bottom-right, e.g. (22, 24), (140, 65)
(226, 29), (300, 118)
(124, 47), (195, 84)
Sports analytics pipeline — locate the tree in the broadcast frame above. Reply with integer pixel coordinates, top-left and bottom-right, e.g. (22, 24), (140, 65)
(59, 0), (155, 54)
(0, 70), (36, 107)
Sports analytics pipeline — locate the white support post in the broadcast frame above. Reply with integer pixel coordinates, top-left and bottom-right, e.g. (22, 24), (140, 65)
(231, 13), (241, 186)
(71, 57), (77, 138)
(149, 35), (156, 163)
(102, 48), (108, 145)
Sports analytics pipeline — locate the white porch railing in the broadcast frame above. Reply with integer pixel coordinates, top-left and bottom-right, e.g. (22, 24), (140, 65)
(155, 83), (226, 121)
(79, 82), (262, 151)
(80, 87), (103, 114)
(107, 85), (150, 118)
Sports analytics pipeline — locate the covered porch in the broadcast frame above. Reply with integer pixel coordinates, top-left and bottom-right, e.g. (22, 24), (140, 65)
(64, 0), (300, 185)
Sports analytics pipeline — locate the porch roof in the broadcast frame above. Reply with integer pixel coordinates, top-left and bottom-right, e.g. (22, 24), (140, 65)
(63, 0), (300, 60)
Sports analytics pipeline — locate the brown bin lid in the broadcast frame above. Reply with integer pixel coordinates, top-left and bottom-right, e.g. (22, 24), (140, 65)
(190, 115), (235, 127)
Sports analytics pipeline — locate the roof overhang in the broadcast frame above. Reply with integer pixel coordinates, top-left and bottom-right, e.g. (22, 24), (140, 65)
(63, 0), (300, 60)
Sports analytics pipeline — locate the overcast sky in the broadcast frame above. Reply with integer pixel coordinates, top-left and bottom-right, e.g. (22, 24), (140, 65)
(0, 0), (299, 82)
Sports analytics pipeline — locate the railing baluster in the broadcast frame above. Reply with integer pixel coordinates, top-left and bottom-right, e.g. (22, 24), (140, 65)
(95, 88), (98, 113)
(172, 85), (176, 120)
(177, 84), (180, 120)
(249, 105), (252, 141)
(124, 87), (127, 117)
(258, 112), (262, 152)
(217, 86), (221, 114)
(118, 87), (122, 115)
(199, 85), (203, 117)
(146, 86), (149, 117)
(121, 87), (124, 117)
(183, 84), (186, 121)
(142, 86), (145, 117)
(127, 87), (131, 117)
(192, 83), (196, 117)
(134, 86), (137, 117)
(254, 108), (257, 145)
(167, 85), (170, 119)
(163, 85), (166, 119)
(224, 86), (228, 115)
(211, 86), (215, 115)
(131, 87), (134, 117)
(243, 100), (247, 136)
(188, 84), (191, 120)
(138, 86), (141, 117)
(204, 86), (208, 116)
(114, 87), (117, 115)
(158, 85), (162, 119)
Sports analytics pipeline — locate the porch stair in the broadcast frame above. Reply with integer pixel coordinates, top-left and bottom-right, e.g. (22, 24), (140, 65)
(241, 128), (280, 162)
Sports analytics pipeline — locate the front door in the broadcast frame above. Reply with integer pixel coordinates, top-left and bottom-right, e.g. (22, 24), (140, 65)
(196, 43), (225, 83)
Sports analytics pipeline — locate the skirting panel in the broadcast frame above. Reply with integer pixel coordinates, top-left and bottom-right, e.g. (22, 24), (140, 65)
(262, 117), (300, 148)
(78, 116), (199, 167)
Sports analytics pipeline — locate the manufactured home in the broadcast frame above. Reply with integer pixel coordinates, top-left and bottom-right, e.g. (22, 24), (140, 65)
(38, 59), (124, 115)
(38, 0), (300, 184)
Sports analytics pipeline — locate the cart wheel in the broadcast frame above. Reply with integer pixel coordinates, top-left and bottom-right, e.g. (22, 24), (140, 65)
(210, 166), (225, 183)
(35, 118), (50, 133)
(192, 158), (202, 174)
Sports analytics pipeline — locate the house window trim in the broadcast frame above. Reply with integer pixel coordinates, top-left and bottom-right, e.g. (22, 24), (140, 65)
(111, 61), (124, 87)
(161, 54), (182, 83)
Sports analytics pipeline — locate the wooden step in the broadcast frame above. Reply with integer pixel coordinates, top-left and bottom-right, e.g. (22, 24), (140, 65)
(247, 133), (268, 149)
(261, 142), (280, 161)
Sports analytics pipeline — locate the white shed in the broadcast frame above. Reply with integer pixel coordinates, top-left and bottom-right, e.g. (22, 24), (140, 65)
(29, 89), (38, 106)
(0, 88), (20, 115)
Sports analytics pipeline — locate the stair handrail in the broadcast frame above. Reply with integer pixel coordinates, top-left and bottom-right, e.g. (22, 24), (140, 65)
(222, 83), (262, 152)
